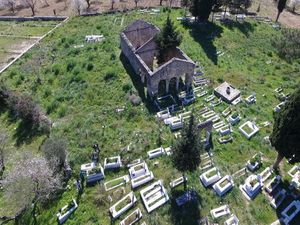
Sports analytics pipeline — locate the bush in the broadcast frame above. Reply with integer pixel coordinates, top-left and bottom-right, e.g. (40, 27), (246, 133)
(128, 94), (141, 106)
(104, 70), (117, 81)
(52, 64), (61, 76)
(274, 28), (300, 61)
(8, 93), (40, 124)
(87, 63), (94, 71)
(66, 60), (76, 72)
(122, 83), (132, 93)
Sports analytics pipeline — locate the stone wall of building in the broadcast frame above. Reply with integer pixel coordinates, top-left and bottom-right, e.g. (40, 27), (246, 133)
(120, 20), (196, 97)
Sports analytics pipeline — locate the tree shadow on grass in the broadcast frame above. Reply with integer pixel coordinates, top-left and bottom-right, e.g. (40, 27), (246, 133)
(273, 179), (300, 225)
(120, 53), (157, 114)
(221, 19), (255, 38)
(181, 21), (224, 65)
(13, 120), (43, 146)
(169, 188), (202, 225)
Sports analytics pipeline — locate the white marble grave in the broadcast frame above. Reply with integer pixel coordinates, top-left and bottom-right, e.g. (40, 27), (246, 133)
(104, 156), (122, 170)
(140, 180), (169, 213)
(239, 121), (259, 139)
(147, 147), (165, 159)
(224, 214), (239, 225)
(200, 167), (222, 187)
(213, 175), (234, 196)
(240, 174), (263, 200)
(210, 204), (230, 219)
(109, 192), (137, 219)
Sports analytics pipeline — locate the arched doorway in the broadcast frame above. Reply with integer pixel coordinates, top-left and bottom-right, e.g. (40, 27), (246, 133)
(169, 77), (178, 96)
(158, 80), (166, 97)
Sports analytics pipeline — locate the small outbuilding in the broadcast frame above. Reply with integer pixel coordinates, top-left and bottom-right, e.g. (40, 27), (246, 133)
(214, 82), (240, 104)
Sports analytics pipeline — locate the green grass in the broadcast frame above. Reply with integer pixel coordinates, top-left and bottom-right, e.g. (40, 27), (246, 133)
(0, 8), (299, 225)
(0, 21), (58, 37)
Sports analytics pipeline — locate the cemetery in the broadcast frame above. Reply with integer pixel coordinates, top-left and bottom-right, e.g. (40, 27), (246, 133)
(56, 199), (78, 224)
(0, 6), (299, 225)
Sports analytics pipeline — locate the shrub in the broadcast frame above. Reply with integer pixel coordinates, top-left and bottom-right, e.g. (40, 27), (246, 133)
(87, 63), (94, 71)
(128, 94), (141, 106)
(46, 100), (59, 114)
(274, 28), (300, 61)
(52, 64), (61, 75)
(104, 70), (117, 81)
(8, 93), (40, 124)
(57, 105), (67, 118)
(66, 60), (76, 72)
(122, 83), (132, 93)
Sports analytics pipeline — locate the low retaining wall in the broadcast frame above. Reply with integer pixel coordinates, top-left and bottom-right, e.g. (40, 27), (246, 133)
(0, 16), (67, 22)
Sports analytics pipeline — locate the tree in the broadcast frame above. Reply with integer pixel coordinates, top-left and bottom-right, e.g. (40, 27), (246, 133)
(85, 0), (91, 9)
(288, 0), (300, 12)
(168, 0), (175, 7)
(159, 0), (164, 6)
(2, 152), (61, 222)
(190, 0), (215, 21)
(72, 0), (83, 15)
(1, 0), (17, 13)
(172, 112), (202, 190)
(276, 0), (287, 22)
(41, 136), (67, 174)
(134, 0), (140, 8)
(270, 87), (300, 169)
(155, 16), (182, 62)
(21, 0), (38, 16)
(111, 0), (115, 10)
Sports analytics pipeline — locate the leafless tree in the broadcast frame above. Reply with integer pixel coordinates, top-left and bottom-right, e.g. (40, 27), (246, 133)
(0, 0), (17, 13)
(134, 0), (140, 8)
(72, 0), (83, 15)
(85, 0), (91, 9)
(1, 152), (62, 222)
(111, 0), (115, 10)
(40, 0), (49, 7)
(168, 0), (174, 7)
(0, 131), (8, 174)
(20, 0), (38, 16)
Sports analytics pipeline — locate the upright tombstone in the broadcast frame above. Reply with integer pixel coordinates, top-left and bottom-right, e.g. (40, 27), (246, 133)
(198, 120), (213, 149)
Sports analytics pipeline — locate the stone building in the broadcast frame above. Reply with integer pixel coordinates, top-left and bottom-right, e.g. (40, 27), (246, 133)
(120, 20), (195, 98)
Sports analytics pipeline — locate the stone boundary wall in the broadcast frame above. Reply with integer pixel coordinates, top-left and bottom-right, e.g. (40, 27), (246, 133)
(0, 16), (67, 22)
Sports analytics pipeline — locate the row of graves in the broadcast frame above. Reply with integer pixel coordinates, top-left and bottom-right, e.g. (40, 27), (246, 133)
(154, 63), (300, 224)
(198, 148), (300, 225)
(273, 87), (290, 113)
(155, 65), (261, 146)
(56, 143), (179, 224)
(55, 65), (297, 224)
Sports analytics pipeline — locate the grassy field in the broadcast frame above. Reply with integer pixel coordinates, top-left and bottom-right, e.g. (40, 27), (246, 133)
(0, 21), (58, 37)
(0, 9), (299, 225)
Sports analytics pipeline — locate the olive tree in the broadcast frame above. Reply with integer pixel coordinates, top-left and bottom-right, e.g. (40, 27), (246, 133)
(41, 136), (67, 174)
(0, 0), (17, 13)
(20, 0), (38, 16)
(1, 152), (61, 222)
